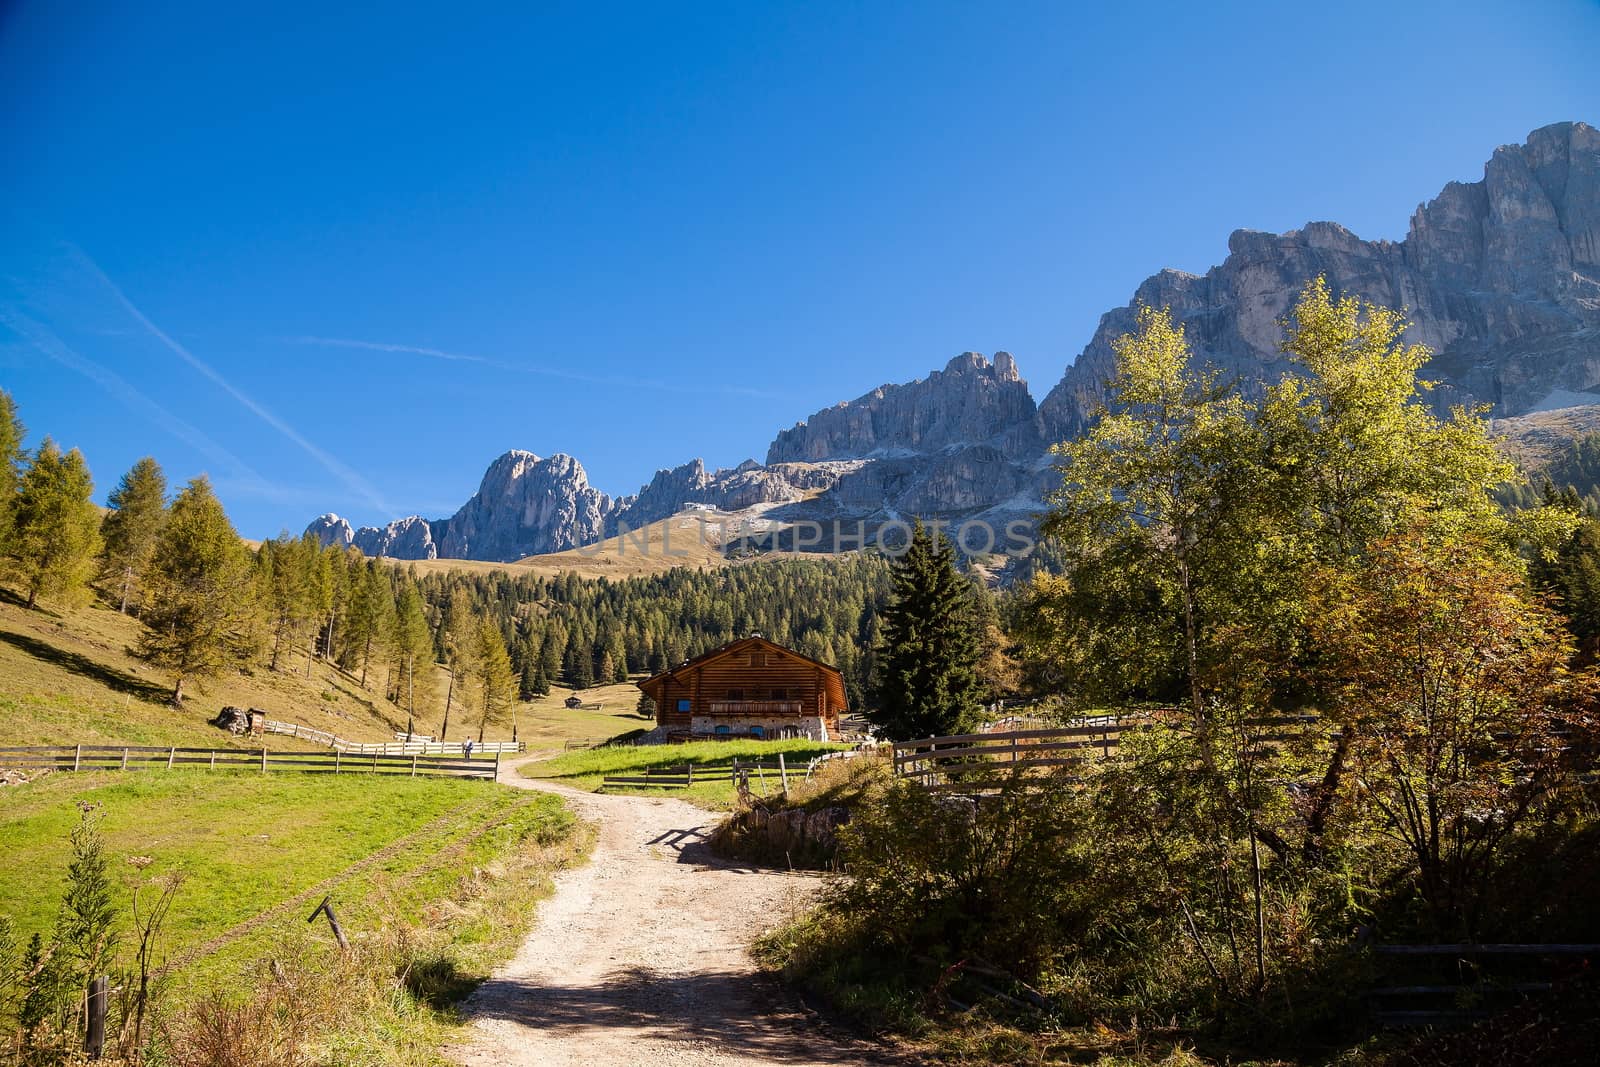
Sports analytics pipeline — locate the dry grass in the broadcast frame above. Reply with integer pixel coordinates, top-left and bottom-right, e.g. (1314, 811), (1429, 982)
(387, 509), (843, 581)
(0, 594), (428, 747)
(510, 680), (652, 751)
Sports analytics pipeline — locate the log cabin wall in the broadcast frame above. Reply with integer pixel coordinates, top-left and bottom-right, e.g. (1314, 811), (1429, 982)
(643, 638), (845, 739)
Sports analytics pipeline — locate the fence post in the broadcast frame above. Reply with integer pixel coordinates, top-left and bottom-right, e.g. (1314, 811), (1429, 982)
(687, 763), (695, 786)
(335, 750), (341, 775)
(73, 744), (81, 772)
(120, 748), (128, 771)
(779, 753), (789, 796)
(261, 747), (268, 774)
(411, 753), (418, 778)
(167, 747), (176, 770)
(85, 974), (107, 1059)
(494, 750), (501, 780)
(210, 750), (216, 769)
(307, 895), (350, 951)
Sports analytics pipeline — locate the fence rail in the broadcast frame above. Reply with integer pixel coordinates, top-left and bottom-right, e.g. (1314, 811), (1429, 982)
(893, 713), (1319, 791)
(1366, 942), (1600, 1027)
(258, 719), (522, 756)
(0, 744), (499, 780)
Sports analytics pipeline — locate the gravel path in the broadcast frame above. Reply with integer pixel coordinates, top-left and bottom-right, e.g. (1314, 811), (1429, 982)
(444, 764), (888, 1067)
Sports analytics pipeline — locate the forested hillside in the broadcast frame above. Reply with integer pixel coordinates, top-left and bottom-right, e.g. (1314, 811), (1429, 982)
(0, 387), (898, 745)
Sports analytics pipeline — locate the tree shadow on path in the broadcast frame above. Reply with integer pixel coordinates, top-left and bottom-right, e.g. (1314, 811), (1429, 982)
(461, 965), (904, 1065)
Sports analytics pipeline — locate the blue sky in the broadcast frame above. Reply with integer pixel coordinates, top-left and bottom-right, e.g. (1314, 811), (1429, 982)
(3, 1), (1597, 538)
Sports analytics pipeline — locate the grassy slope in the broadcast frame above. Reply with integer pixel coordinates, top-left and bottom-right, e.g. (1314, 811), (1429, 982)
(0, 596), (650, 751)
(394, 509), (843, 582)
(0, 770), (581, 998)
(0, 596), (429, 748)
(522, 737), (852, 809)
(512, 679), (654, 751)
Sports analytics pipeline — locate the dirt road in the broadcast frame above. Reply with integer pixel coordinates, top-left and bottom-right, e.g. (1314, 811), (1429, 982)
(445, 766), (887, 1067)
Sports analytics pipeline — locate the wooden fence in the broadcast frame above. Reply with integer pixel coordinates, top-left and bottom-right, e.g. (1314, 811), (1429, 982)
(894, 713), (1319, 791)
(1367, 942), (1600, 1027)
(0, 744), (499, 780)
(259, 719), (522, 756)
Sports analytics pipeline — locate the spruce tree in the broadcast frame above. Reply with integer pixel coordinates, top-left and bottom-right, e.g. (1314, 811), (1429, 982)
(868, 523), (983, 740)
(5, 439), (103, 609)
(100, 456), (168, 613)
(562, 628), (594, 690)
(136, 476), (256, 703)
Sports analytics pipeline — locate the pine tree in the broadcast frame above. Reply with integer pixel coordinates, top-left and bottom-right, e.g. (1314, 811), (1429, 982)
(4, 439), (103, 609)
(562, 628), (594, 690)
(99, 456), (167, 613)
(136, 476), (256, 704)
(475, 618), (515, 742)
(59, 809), (118, 984)
(538, 625), (563, 691)
(868, 523), (983, 740)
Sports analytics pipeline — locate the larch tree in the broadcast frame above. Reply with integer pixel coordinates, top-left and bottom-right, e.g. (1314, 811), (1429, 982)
(0, 389), (24, 541)
(438, 597), (478, 741)
(868, 522), (983, 741)
(99, 457), (168, 614)
(393, 583), (434, 739)
(4, 438), (103, 610)
(136, 476), (256, 704)
(258, 535), (313, 672)
(475, 617), (515, 742)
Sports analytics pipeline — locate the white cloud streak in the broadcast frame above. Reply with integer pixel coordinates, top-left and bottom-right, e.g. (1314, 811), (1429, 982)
(71, 249), (394, 514)
(0, 306), (286, 498)
(291, 335), (781, 399)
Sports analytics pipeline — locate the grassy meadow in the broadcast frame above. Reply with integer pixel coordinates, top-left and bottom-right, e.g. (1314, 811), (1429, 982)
(510, 679), (653, 751)
(0, 771), (581, 995)
(521, 737), (854, 808)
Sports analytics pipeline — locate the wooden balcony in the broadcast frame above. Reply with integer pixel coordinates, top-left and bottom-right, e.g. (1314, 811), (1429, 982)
(706, 700), (806, 716)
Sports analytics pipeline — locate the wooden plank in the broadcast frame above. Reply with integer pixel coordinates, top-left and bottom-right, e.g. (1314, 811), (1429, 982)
(1374, 943), (1600, 956)
(895, 738), (1113, 765)
(894, 724), (1137, 750)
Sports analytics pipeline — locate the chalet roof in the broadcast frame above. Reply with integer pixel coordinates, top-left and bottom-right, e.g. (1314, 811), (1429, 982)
(636, 635), (846, 707)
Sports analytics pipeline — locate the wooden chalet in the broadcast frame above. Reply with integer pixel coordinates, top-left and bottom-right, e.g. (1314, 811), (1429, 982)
(636, 635), (847, 741)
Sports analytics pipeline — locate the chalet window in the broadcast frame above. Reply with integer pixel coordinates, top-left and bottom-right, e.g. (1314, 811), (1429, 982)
(676, 698), (691, 712)
(770, 687), (786, 700)
(747, 651), (767, 667)
(727, 688), (744, 700)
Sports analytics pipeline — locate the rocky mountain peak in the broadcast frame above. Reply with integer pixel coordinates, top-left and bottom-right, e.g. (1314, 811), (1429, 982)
(306, 513), (355, 548)
(434, 449), (617, 562)
(766, 351), (1042, 464)
(1039, 120), (1600, 440)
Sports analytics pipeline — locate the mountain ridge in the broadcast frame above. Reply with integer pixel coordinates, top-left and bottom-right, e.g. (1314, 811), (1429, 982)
(307, 121), (1600, 563)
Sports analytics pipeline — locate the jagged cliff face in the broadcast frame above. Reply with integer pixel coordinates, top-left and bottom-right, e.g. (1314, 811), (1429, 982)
(1039, 121), (1600, 440)
(306, 122), (1599, 564)
(437, 451), (616, 562)
(768, 351), (1042, 462)
(304, 513), (440, 559)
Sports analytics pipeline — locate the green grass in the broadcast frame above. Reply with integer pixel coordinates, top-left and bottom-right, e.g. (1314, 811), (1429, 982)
(521, 738), (854, 808)
(0, 770), (578, 997)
